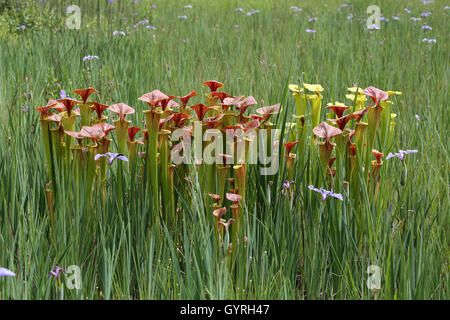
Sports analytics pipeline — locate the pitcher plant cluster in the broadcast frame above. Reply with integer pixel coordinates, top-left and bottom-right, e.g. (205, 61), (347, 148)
(35, 81), (282, 254)
(35, 80), (415, 260)
(286, 83), (412, 202)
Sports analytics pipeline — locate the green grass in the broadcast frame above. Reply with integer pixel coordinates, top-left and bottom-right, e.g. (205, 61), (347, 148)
(0, 0), (448, 299)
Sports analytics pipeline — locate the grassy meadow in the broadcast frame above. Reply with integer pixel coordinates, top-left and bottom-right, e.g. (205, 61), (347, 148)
(0, 0), (448, 300)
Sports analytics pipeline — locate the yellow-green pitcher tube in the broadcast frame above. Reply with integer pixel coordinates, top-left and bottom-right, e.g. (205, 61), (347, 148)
(365, 105), (383, 182)
(144, 109), (162, 217)
(205, 93), (219, 108)
(230, 203), (240, 262)
(61, 113), (77, 168)
(50, 128), (64, 169)
(334, 132), (348, 193)
(159, 129), (172, 221)
(45, 187), (54, 232)
(353, 122), (367, 200)
(217, 165), (230, 200)
(233, 164), (246, 201)
(168, 164), (176, 223)
(39, 119), (55, 192)
(379, 101), (392, 151)
(92, 116), (107, 125)
(71, 145), (85, 187)
(79, 103), (92, 127)
(127, 140), (139, 172)
(388, 114), (397, 148)
(114, 118), (130, 154)
(85, 142), (98, 213)
(293, 115), (307, 170)
(309, 93), (323, 130)
(293, 92), (307, 116)
(222, 110), (237, 128)
(285, 154), (296, 181)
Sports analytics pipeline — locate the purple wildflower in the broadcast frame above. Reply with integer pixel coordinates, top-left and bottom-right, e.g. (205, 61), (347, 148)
(184, 5), (193, 8)
(21, 105), (29, 113)
(306, 28), (316, 33)
(392, 16), (400, 20)
(48, 266), (66, 280)
(404, 8), (412, 14)
(60, 89), (67, 99)
(411, 17), (422, 21)
(235, 8), (244, 12)
(421, 12), (432, 17)
(82, 55), (100, 62)
(146, 25), (156, 30)
(178, 15), (188, 19)
(415, 114), (420, 121)
(422, 38), (437, 44)
(367, 24), (380, 30)
(0, 267), (16, 277)
(282, 180), (295, 189)
(421, 25), (432, 30)
(17, 25), (26, 30)
(246, 9), (260, 16)
(95, 152), (129, 164)
(308, 185), (343, 202)
(385, 149), (418, 162)
(113, 30), (126, 36)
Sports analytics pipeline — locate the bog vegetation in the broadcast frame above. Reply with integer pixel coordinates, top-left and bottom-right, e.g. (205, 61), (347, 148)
(0, 0), (448, 299)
